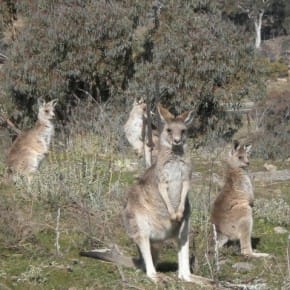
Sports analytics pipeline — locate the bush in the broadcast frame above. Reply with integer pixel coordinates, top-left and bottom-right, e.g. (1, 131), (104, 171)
(1, 0), (266, 145)
(250, 90), (290, 159)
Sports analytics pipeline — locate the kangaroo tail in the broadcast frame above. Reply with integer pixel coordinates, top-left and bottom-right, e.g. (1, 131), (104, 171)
(80, 244), (141, 269)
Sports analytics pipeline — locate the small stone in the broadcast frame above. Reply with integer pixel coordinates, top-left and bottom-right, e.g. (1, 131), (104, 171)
(274, 226), (288, 234)
(232, 262), (254, 272)
(263, 163), (277, 172)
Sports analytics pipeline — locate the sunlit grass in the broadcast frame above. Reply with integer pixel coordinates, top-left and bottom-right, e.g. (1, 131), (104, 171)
(0, 127), (289, 289)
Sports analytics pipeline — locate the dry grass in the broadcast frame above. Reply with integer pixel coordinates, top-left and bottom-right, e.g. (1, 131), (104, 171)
(0, 106), (289, 289)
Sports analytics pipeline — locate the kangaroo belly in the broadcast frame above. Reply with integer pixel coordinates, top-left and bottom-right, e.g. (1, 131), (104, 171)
(167, 181), (182, 208)
(161, 160), (189, 208)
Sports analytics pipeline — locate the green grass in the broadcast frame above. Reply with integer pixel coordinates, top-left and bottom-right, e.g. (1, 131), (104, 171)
(0, 132), (289, 290)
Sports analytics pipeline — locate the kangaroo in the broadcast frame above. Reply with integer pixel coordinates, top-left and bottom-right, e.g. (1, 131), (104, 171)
(211, 141), (269, 258)
(124, 98), (159, 167)
(7, 99), (57, 183)
(123, 104), (214, 286)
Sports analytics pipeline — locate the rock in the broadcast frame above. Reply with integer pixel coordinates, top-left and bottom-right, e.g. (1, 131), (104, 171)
(274, 226), (288, 234)
(232, 262), (254, 272)
(263, 163), (277, 172)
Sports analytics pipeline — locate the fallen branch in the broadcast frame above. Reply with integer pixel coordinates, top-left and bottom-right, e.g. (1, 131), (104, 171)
(0, 112), (21, 135)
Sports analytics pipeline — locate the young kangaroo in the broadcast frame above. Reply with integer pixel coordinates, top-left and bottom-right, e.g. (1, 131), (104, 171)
(124, 98), (159, 167)
(123, 104), (214, 286)
(7, 99), (57, 183)
(211, 141), (269, 258)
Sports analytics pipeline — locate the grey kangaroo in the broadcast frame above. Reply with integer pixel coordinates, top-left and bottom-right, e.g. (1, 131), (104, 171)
(123, 104), (214, 286)
(211, 141), (270, 258)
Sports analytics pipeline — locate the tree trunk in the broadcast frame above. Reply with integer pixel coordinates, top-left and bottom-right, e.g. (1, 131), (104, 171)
(254, 11), (264, 49)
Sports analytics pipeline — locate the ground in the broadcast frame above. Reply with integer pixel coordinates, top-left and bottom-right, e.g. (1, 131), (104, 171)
(0, 132), (289, 290)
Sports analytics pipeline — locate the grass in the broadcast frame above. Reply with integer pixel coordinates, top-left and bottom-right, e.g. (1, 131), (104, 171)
(0, 129), (290, 290)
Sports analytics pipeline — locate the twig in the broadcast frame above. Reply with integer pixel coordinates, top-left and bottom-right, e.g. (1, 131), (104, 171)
(116, 264), (126, 283)
(145, 88), (153, 165)
(55, 207), (62, 256)
(0, 111), (21, 134)
(287, 234), (290, 279)
(212, 224), (220, 273)
(123, 284), (145, 290)
(0, 52), (8, 63)
(126, 283), (145, 290)
(204, 251), (214, 281)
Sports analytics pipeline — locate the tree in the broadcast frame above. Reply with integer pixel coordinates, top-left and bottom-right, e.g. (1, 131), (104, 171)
(238, 0), (272, 48)
(128, 0), (264, 144)
(0, 0), (266, 145)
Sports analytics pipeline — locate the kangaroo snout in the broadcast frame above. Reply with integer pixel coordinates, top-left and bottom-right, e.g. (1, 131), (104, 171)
(173, 138), (182, 145)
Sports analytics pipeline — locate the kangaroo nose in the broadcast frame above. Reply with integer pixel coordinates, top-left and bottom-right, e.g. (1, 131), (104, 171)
(173, 138), (182, 145)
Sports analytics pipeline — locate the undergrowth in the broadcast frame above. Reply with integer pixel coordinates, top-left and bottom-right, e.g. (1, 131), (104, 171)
(0, 121), (289, 289)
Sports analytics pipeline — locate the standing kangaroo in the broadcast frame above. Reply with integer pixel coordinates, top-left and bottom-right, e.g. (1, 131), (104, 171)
(211, 141), (269, 257)
(7, 99), (57, 183)
(124, 98), (159, 167)
(123, 104), (213, 286)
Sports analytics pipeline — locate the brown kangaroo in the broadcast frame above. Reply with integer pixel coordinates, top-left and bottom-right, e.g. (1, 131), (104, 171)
(7, 99), (57, 183)
(211, 141), (269, 258)
(123, 104), (214, 286)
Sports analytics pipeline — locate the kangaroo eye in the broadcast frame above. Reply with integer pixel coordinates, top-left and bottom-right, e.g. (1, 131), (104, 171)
(167, 128), (172, 134)
(238, 156), (243, 160)
(45, 109), (49, 114)
(181, 129), (186, 135)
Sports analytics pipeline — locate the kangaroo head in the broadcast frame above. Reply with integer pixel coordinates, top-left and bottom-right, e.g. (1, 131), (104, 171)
(130, 98), (147, 119)
(37, 99), (57, 123)
(227, 140), (252, 169)
(158, 104), (194, 149)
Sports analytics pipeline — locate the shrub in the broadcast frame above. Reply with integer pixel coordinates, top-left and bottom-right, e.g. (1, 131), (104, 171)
(250, 90), (290, 159)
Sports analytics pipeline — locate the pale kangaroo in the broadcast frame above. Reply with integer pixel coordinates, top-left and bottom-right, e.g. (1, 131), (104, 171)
(123, 104), (214, 286)
(124, 98), (159, 167)
(211, 141), (269, 258)
(7, 99), (57, 183)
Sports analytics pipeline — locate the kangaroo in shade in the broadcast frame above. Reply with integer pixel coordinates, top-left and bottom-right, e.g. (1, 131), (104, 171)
(123, 98), (159, 167)
(122, 104), (214, 286)
(211, 141), (270, 258)
(7, 99), (57, 183)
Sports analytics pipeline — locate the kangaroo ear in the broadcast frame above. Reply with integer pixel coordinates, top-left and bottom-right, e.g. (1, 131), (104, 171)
(245, 144), (252, 153)
(37, 98), (46, 108)
(233, 140), (240, 151)
(177, 110), (194, 127)
(48, 99), (57, 107)
(157, 104), (174, 123)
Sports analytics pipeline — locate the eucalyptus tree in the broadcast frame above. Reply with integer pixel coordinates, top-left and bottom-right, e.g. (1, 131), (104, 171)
(238, 0), (272, 48)
(128, 0), (264, 145)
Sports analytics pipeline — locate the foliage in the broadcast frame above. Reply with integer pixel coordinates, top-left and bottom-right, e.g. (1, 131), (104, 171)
(222, 0), (290, 38)
(260, 58), (289, 78)
(127, 0), (263, 144)
(1, 0), (140, 123)
(250, 90), (290, 159)
(0, 129), (289, 289)
(0, 0), (266, 145)
(254, 197), (290, 225)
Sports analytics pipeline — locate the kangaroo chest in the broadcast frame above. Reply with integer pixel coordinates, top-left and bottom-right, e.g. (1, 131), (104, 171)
(231, 173), (254, 202)
(240, 174), (254, 199)
(158, 158), (190, 205)
(39, 124), (54, 149)
(125, 117), (143, 139)
(241, 175), (253, 191)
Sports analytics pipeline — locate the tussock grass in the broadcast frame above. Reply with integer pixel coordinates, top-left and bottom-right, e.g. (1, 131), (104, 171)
(0, 112), (290, 289)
